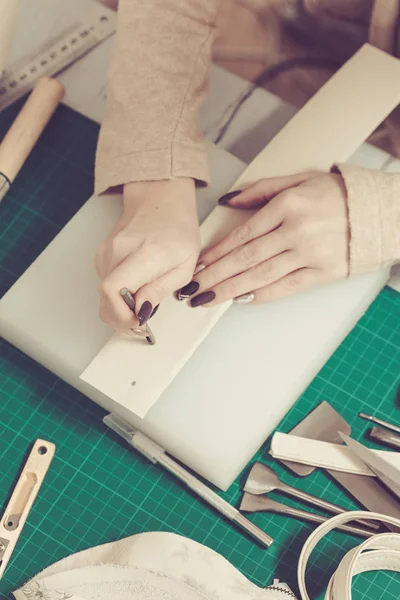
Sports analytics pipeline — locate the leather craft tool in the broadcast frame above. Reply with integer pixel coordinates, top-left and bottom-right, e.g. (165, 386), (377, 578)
(243, 462), (379, 530)
(120, 288), (156, 345)
(2, 44), (400, 491)
(0, 76), (64, 203)
(369, 426), (400, 450)
(0, 439), (56, 579)
(340, 433), (400, 501)
(272, 403), (400, 526)
(325, 470), (400, 532)
(103, 414), (273, 548)
(240, 494), (374, 538)
(0, 3), (116, 112)
(278, 401), (351, 477)
(359, 412), (400, 436)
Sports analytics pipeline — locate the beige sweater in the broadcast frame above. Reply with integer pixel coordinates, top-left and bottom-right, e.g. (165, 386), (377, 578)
(95, 0), (400, 276)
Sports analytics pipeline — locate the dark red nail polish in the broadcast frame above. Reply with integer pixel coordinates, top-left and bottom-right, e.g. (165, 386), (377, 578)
(177, 281), (200, 300)
(218, 190), (242, 205)
(190, 291), (216, 307)
(150, 304), (159, 319)
(137, 301), (153, 326)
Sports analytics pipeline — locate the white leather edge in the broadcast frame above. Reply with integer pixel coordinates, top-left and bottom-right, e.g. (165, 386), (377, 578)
(297, 511), (400, 600)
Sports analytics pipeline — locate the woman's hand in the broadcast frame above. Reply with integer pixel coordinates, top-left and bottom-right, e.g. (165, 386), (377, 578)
(178, 172), (350, 307)
(95, 177), (200, 330)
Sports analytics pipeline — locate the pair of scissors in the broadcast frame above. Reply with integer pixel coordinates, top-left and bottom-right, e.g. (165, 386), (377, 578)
(340, 432), (400, 501)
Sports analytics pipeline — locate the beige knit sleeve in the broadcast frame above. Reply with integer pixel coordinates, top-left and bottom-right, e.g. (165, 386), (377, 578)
(95, 0), (221, 195)
(336, 163), (400, 274)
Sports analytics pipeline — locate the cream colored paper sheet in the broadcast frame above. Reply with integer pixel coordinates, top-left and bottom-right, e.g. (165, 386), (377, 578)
(80, 45), (400, 418)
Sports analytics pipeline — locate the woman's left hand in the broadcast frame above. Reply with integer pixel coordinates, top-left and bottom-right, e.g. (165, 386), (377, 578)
(180, 171), (350, 307)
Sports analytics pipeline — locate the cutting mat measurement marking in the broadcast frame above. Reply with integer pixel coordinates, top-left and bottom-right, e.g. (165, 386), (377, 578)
(0, 8), (116, 112)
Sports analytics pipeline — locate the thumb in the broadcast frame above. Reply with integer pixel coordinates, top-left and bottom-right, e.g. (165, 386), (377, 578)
(218, 171), (319, 210)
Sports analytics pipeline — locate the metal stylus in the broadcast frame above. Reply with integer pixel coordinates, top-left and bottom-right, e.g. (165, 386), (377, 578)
(104, 414), (273, 548)
(120, 287), (156, 345)
(359, 413), (400, 436)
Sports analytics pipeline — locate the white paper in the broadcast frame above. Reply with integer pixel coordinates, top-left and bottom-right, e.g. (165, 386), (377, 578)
(80, 44), (400, 418)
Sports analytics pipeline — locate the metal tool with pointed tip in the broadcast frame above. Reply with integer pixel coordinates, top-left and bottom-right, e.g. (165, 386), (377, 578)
(340, 433), (400, 501)
(104, 414), (273, 548)
(244, 462), (380, 530)
(359, 413), (400, 436)
(240, 493), (374, 538)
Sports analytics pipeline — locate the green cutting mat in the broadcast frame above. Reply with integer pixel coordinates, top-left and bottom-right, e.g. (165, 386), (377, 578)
(1, 100), (399, 600)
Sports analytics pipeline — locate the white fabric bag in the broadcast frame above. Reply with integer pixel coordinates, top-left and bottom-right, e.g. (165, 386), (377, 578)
(13, 531), (295, 600)
(13, 511), (400, 599)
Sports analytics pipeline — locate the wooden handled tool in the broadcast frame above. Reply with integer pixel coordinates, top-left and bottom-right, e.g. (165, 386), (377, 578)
(0, 439), (56, 579)
(0, 77), (65, 202)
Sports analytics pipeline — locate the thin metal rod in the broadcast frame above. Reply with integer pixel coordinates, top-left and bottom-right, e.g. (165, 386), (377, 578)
(120, 288), (156, 345)
(359, 413), (400, 436)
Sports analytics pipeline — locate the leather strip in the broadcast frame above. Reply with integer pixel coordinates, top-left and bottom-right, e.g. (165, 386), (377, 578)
(298, 511), (400, 599)
(270, 432), (400, 475)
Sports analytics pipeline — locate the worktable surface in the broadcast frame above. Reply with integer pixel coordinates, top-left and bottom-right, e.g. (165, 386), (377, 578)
(0, 1), (399, 598)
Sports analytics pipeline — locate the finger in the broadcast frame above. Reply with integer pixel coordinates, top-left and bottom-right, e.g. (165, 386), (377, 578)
(134, 263), (194, 320)
(249, 268), (324, 304)
(98, 296), (138, 331)
(199, 203), (284, 268)
(193, 229), (286, 293)
(219, 171), (319, 210)
(98, 250), (170, 328)
(190, 251), (300, 307)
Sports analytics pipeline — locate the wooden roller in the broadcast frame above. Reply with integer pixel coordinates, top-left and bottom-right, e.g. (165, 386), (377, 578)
(0, 77), (65, 202)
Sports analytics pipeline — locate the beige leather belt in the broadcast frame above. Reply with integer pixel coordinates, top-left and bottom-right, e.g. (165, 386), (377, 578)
(298, 511), (400, 599)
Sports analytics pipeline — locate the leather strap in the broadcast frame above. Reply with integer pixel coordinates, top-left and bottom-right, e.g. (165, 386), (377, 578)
(297, 511), (400, 599)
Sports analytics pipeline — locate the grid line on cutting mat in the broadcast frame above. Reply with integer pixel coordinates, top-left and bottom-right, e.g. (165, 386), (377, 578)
(0, 100), (399, 599)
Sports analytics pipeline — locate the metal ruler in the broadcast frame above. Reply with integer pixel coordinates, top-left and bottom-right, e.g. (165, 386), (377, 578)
(0, 5), (116, 112)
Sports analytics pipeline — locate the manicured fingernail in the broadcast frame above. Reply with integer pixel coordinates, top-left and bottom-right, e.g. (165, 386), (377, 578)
(177, 281), (200, 301)
(137, 301), (153, 326)
(150, 304), (159, 319)
(234, 292), (255, 305)
(190, 291), (216, 307)
(218, 190), (242, 205)
(194, 263), (206, 275)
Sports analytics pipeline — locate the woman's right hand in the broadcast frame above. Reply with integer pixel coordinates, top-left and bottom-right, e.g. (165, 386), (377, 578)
(95, 177), (200, 331)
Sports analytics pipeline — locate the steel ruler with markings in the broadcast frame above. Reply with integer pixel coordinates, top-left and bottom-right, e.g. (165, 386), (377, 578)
(0, 5), (116, 112)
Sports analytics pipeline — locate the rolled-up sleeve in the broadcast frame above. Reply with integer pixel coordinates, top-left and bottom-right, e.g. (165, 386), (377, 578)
(336, 164), (400, 274)
(95, 0), (221, 194)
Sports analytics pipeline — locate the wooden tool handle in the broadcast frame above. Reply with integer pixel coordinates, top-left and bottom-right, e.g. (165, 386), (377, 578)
(0, 77), (65, 182)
